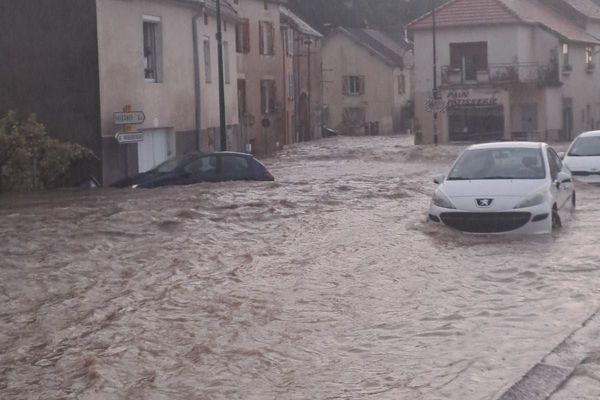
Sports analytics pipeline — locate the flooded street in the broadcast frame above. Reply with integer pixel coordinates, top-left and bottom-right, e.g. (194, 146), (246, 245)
(2, 135), (600, 400)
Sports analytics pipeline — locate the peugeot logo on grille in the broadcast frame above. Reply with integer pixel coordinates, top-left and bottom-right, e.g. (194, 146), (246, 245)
(476, 198), (494, 207)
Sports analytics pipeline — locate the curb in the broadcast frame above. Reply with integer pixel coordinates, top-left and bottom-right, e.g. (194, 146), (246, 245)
(498, 308), (600, 400)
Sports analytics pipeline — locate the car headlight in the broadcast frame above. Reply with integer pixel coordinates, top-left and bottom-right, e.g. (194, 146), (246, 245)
(432, 190), (456, 209)
(131, 184), (139, 189)
(514, 192), (546, 209)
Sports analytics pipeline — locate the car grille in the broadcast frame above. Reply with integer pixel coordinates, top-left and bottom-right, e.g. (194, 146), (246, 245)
(440, 212), (532, 233)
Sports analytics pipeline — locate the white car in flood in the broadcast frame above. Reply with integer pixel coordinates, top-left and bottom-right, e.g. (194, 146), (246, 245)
(562, 131), (600, 184)
(428, 142), (575, 234)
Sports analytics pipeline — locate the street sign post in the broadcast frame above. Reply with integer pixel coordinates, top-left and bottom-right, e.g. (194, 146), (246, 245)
(114, 111), (146, 125)
(115, 131), (144, 144)
(426, 97), (446, 113)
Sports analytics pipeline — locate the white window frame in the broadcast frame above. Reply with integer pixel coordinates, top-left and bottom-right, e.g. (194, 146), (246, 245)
(348, 76), (361, 95)
(143, 15), (162, 83)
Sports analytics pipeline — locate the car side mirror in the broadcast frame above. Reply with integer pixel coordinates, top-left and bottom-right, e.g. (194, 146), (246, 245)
(556, 171), (571, 188)
(557, 151), (565, 160)
(433, 175), (445, 185)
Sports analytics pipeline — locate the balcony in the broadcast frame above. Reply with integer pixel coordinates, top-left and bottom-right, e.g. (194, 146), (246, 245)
(441, 62), (560, 87)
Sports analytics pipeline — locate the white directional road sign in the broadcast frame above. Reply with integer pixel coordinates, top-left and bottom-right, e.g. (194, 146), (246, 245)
(115, 131), (144, 144)
(114, 111), (146, 125)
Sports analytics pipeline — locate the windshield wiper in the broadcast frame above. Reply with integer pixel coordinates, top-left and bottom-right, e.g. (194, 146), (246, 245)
(481, 176), (517, 180)
(447, 177), (471, 180)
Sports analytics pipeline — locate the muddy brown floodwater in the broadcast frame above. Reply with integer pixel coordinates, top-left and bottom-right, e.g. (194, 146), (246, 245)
(1, 136), (600, 400)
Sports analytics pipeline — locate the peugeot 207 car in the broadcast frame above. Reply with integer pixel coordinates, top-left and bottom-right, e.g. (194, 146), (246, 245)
(561, 130), (600, 184)
(112, 152), (274, 189)
(428, 142), (575, 234)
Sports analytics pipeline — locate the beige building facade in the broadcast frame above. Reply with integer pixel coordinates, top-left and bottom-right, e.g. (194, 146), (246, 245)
(322, 28), (413, 136)
(409, 0), (600, 145)
(96, 0), (240, 183)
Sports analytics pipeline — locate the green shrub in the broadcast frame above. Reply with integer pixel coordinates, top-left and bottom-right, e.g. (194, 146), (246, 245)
(0, 111), (94, 192)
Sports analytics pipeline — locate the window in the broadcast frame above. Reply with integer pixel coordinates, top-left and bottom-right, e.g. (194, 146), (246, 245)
(562, 43), (570, 70)
(398, 74), (405, 95)
(184, 156), (218, 177)
(223, 41), (230, 84)
(143, 16), (161, 82)
(235, 19), (250, 53)
(288, 74), (294, 100)
(204, 40), (211, 83)
(342, 76), (365, 96)
(222, 155), (249, 173)
(286, 28), (294, 56)
(260, 80), (276, 114)
(343, 107), (366, 126)
(259, 21), (275, 55)
(450, 42), (488, 81)
(586, 46), (594, 70)
(547, 148), (562, 180)
(238, 79), (247, 115)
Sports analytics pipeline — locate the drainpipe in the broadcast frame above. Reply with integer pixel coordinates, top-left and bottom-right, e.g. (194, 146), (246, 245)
(192, 5), (205, 151)
(281, 26), (288, 145)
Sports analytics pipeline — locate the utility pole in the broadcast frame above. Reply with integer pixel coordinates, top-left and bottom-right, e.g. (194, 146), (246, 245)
(432, 0), (439, 146)
(216, 0), (227, 151)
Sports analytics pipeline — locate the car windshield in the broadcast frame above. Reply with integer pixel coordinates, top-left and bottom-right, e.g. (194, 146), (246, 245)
(150, 154), (199, 174)
(568, 136), (600, 157)
(447, 148), (546, 180)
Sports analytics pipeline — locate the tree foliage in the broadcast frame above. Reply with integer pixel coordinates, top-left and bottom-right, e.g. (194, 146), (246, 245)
(288, 0), (448, 33)
(0, 111), (94, 192)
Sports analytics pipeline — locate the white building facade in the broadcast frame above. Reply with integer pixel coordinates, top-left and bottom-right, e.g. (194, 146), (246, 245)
(409, 0), (600, 144)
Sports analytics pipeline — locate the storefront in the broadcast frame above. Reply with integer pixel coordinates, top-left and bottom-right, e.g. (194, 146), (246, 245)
(444, 88), (505, 142)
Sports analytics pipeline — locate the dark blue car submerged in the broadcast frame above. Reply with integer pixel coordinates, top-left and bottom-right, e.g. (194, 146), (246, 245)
(112, 152), (274, 189)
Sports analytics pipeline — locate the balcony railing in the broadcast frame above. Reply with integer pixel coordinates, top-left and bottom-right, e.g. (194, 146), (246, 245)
(441, 62), (560, 86)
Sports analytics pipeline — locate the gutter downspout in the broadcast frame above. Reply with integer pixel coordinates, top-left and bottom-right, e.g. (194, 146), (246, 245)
(281, 25), (287, 146)
(192, 4), (205, 151)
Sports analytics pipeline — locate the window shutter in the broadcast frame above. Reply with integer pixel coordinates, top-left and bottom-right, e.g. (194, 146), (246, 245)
(359, 76), (365, 95)
(259, 22), (265, 54)
(260, 81), (266, 114)
(235, 23), (242, 53)
(268, 23), (274, 55)
(342, 77), (349, 95)
(243, 19), (250, 53)
(269, 81), (276, 112)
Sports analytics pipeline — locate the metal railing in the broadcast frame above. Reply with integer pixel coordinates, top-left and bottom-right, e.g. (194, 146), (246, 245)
(441, 62), (560, 86)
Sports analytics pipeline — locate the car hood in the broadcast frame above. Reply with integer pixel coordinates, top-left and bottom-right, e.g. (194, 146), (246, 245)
(441, 179), (547, 197)
(564, 156), (600, 171)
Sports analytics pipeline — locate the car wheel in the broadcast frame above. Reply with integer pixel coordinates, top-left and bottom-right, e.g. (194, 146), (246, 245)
(552, 206), (562, 229)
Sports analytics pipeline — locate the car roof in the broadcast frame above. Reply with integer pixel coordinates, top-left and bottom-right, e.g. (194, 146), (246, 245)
(466, 141), (544, 150)
(576, 130), (600, 138)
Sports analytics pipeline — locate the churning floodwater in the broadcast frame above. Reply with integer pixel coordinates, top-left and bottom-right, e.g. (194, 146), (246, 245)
(1, 136), (600, 400)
